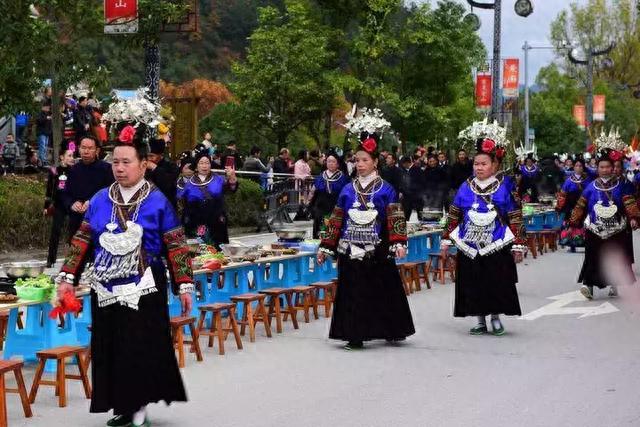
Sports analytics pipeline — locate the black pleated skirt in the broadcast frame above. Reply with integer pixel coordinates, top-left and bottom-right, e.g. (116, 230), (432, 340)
(329, 252), (415, 342)
(454, 246), (521, 317)
(89, 264), (187, 415)
(578, 230), (635, 289)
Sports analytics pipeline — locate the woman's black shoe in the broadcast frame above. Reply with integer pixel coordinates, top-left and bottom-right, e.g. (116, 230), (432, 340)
(107, 414), (132, 427)
(344, 341), (364, 350)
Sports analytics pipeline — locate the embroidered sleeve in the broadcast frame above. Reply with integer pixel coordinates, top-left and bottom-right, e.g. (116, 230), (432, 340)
(507, 210), (526, 245)
(622, 195), (640, 221)
(556, 190), (567, 212)
(163, 226), (194, 295)
(60, 221), (93, 284)
(442, 205), (462, 240)
(386, 203), (407, 244)
(319, 206), (344, 255)
(569, 196), (588, 227)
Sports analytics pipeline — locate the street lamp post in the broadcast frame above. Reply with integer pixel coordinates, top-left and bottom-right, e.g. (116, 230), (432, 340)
(467, 0), (533, 123)
(567, 42), (615, 148)
(522, 41), (568, 150)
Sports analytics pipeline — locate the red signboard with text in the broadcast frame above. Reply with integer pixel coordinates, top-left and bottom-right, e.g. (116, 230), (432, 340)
(593, 95), (606, 122)
(573, 105), (586, 130)
(104, 0), (138, 34)
(503, 58), (519, 98)
(476, 73), (492, 111)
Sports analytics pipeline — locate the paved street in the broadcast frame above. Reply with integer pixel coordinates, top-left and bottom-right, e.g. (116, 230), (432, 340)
(6, 233), (640, 427)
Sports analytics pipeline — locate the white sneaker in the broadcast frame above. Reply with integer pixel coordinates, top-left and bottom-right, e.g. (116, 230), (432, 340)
(580, 285), (593, 300)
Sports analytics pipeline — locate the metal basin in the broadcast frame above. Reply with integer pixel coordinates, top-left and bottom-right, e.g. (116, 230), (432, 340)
(3, 261), (47, 279)
(274, 228), (307, 240)
(220, 244), (260, 258)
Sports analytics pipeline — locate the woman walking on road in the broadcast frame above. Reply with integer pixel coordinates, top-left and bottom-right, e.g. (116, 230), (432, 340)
(317, 133), (415, 350)
(441, 121), (525, 336)
(569, 130), (639, 300)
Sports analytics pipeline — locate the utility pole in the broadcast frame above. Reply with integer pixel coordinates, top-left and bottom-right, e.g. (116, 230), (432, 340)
(466, 0), (533, 124)
(568, 42), (615, 148)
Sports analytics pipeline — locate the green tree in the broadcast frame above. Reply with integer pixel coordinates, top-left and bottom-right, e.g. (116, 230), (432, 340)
(231, 0), (338, 149)
(384, 1), (485, 148)
(550, 0), (640, 96)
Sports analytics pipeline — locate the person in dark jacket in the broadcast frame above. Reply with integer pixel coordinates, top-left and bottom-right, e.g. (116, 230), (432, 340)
(424, 155), (447, 212)
(437, 151), (452, 210)
(62, 136), (114, 239)
(273, 148), (292, 174)
(242, 146), (271, 185)
(381, 152), (403, 194)
(73, 96), (93, 143)
(36, 102), (53, 167)
(146, 139), (179, 209)
(450, 149), (473, 189)
(404, 155), (426, 221)
(219, 140), (242, 170)
(44, 141), (76, 267)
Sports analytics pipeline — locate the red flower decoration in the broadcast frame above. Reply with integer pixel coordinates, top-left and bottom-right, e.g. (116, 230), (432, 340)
(609, 150), (623, 161)
(118, 125), (136, 144)
(361, 137), (377, 154)
(495, 147), (506, 159)
(481, 138), (496, 153)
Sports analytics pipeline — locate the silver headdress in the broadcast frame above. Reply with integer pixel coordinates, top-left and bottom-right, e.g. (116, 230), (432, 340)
(594, 128), (626, 153)
(458, 118), (510, 149)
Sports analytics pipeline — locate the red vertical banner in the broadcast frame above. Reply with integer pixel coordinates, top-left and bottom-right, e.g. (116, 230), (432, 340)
(593, 95), (606, 121)
(502, 58), (519, 98)
(105, 0), (138, 34)
(476, 73), (492, 111)
(573, 105), (586, 130)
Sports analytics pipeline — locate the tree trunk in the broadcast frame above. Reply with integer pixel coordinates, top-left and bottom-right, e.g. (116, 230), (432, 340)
(277, 132), (287, 150)
(51, 77), (62, 166)
(322, 109), (332, 151)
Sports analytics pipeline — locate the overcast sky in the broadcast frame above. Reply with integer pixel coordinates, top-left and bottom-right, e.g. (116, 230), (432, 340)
(419, 1), (589, 83)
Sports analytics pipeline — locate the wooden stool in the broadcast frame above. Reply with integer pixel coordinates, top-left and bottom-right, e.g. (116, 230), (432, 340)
(414, 261), (432, 290)
(29, 346), (91, 408)
(0, 360), (32, 425)
(525, 232), (538, 258)
(429, 253), (456, 285)
(259, 288), (299, 333)
(230, 293), (272, 342)
(196, 303), (243, 355)
(170, 316), (204, 367)
(398, 263), (421, 294)
(539, 230), (558, 252)
(285, 286), (318, 323)
(310, 281), (337, 317)
(0, 311), (24, 349)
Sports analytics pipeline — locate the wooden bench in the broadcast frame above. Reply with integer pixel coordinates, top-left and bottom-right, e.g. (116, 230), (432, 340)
(196, 303), (243, 355)
(259, 288), (299, 333)
(0, 360), (32, 426)
(398, 263), (421, 294)
(284, 286), (318, 323)
(310, 281), (337, 318)
(170, 316), (204, 368)
(230, 294), (272, 342)
(29, 346), (91, 408)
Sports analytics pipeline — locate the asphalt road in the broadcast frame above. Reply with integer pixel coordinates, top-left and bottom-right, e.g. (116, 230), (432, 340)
(6, 231), (640, 427)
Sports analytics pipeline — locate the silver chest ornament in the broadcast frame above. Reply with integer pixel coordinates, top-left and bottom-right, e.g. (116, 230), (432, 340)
(463, 202), (497, 246)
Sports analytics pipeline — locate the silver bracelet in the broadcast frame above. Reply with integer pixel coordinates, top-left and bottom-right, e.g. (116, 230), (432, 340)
(178, 283), (195, 295)
(55, 272), (75, 284)
(511, 244), (527, 253)
(319, 247), (335, 257)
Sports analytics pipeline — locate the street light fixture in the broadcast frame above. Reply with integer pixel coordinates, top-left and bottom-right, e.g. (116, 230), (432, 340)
(567, 41), (616, 147)
(514, 0), (533, 17)
(466, 1), (534, 123)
